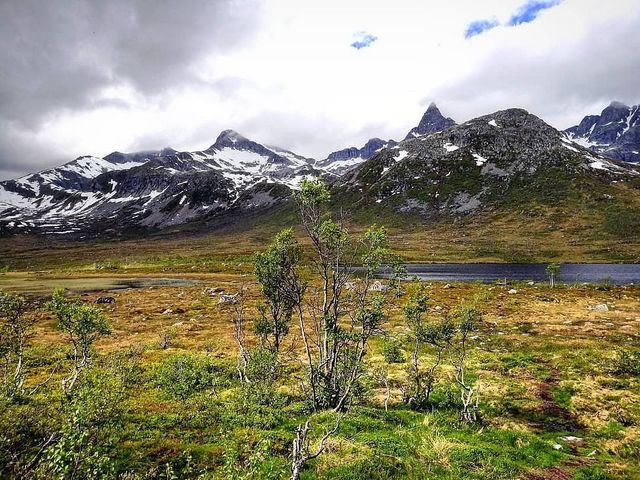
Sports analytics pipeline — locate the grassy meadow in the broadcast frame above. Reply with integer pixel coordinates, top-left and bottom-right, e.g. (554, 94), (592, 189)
(0, 246), (639, 478)
(1, 186), (640, 479)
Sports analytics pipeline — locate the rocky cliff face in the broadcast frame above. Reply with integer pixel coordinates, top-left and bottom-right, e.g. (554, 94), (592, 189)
(565, 101), (640, 163)
(317, 103), (455, 175)
(404, 102), (457, 139)
(340, 108), (639, 216)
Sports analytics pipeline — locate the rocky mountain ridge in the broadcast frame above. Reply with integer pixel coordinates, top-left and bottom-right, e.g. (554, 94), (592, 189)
(1, 103), (638, 236)
(564, 101), (640, 163)
(339, 108), (639, 216)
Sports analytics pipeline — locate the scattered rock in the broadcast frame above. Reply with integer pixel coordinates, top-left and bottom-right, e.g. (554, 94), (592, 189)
(219, 293), (239, 304)
(370, 280), (388, 292)
(162, 308), (173, 315)
(95, 296), (116, 304)
(172, 322), (184, 327)
(590, 304), (609, 312)
(344, 282), (357, 291)
(443, 284), (453, 289)
(203, 287), (223, 297)
(552, 444), (563, 450)
(508, 289), (518, 294)
(561, 436), (582, 443)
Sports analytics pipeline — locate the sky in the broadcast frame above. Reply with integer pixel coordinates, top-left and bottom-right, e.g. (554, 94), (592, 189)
(0, 0), (639, 180)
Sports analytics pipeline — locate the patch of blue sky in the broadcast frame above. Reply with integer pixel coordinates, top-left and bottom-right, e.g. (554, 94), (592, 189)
(351, 32), (378, 50)
(464, 19), (499, 39)
(507, 0), (562, 26)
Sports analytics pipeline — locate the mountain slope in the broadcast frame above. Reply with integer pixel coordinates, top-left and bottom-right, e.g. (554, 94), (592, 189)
(316, 102), (455, 175)
(565, 101), (640, 163)
(338, 108), (639, 217)
(2, 105), (639, 238)
(0, 131), (321, 234)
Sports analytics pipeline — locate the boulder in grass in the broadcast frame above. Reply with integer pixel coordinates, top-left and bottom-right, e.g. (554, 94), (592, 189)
(96, 296), (116, 304)
(203, 287), (223, 297)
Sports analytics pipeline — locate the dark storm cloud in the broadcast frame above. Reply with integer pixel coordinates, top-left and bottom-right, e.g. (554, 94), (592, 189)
(0, 0), (261, 127)
(0, 0), (262, 179)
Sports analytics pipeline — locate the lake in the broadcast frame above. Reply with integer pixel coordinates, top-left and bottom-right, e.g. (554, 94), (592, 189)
(0, 276), (199, 295)
(376, 263), (640, 285)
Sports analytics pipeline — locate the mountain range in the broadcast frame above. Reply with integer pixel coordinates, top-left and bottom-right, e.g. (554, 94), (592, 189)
(565, 101), (640, 163)
(1, 102), (639, 236)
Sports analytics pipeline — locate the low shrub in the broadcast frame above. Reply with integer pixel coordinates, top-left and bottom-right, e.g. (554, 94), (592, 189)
(381, 337), (405, 364)
(94, 260), (122, 270)
(153, 353), (222, 399)
(609, 349), (640, 376)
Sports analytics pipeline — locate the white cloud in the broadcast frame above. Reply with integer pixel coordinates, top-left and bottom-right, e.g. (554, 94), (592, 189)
(0, 0), (639, 180)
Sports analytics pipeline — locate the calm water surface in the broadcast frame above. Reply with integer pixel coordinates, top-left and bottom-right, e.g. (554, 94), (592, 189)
(379, 263), (640, 285)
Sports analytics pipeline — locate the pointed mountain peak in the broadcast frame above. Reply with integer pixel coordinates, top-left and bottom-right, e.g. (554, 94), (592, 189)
(426, 102), (439, 111)
(608, 100), (629, 109)
(405, 103), (456, 139)
(209, 129), (259, 152)
(214, 129), (247, 145)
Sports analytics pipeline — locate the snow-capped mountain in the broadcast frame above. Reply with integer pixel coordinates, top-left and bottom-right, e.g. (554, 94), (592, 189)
(564, 101), (640, 163)
(317, 103), (455, 175)
(339, 108), (639, 215)
(3, 103), (638, 236)
(0, 130), (322, 234)
(316, 138), (397, 175)
(0, 149), (172, 223)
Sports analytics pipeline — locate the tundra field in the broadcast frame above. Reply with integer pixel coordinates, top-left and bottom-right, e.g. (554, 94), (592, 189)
(0, 222), (639, 480)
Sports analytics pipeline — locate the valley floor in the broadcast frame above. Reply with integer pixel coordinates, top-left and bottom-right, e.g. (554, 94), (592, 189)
(0, 207), (639, 479)
(1, 269), (639, 479)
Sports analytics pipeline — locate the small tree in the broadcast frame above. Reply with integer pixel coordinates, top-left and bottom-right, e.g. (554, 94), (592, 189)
(290, 416), (341, 480)
(450, 306), (482, 423)
(0, 291), (32, 399)
(222, 287), (250, 383)
(402, 288), (454, 409)
(158, 327), (176, 350)
(253, 228), (303, 354)
(546, 263), (560, 288)
(292, 179), (403, 411)
(284, 179), (403, 477)
(47, 289), (111, 393)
